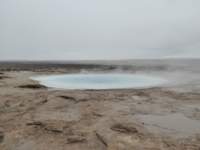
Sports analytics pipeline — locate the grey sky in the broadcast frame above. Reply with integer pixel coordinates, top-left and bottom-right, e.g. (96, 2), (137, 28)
(0, 0), (200, 60)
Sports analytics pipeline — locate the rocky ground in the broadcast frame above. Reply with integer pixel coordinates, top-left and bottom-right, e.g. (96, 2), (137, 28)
(1, 60), (200, 150)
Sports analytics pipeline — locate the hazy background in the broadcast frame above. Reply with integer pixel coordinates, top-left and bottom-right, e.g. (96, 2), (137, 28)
(0, 0), (200, 60)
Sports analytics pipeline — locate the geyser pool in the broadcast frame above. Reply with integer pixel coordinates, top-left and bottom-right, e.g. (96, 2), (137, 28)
(31, 73), (166, 90)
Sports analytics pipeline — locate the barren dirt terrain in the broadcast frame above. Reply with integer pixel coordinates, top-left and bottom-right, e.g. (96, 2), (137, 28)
(1, 59), (200, 150)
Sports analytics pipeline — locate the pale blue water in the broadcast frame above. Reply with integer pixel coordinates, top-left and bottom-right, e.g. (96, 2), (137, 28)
(32, 73), (166, 90)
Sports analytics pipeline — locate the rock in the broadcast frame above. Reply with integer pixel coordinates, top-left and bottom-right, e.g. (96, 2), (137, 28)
(0, 131), (4, 143)
(0, 76), (9, 80)
(59, 96), (89, 103)
(59, 96), (77, 102)
(27, 121), (63, 134)
(92, 112), (103, 117)
(44, 126), (63, 134)
(39, 99), (48, 104)
(26, 121), (44, 127)
(18, 84), (47, 89)
(67, 135), (87, 144)
(95, 131), (107, 147)
(111, 123), (138, 134)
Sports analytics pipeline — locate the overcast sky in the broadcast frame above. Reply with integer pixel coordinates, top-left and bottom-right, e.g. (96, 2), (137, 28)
(0, 0), (200, 60)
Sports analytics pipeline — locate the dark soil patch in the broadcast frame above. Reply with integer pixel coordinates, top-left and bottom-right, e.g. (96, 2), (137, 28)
(18, 84), (47, 89)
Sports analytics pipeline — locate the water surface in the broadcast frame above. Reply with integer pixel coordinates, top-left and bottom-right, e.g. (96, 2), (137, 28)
(32, 73), (166, 90)
(136, 113), (200, 137)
